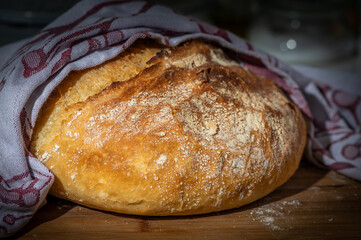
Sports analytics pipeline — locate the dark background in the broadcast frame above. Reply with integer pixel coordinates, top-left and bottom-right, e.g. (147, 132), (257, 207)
(0, 0), (360, 70)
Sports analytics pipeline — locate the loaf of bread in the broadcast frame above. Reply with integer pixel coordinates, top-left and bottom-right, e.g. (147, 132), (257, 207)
(30, 39), (307, 215)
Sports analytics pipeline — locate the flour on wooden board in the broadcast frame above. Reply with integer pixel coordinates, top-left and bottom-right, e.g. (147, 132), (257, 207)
(250, 200), (301, 231)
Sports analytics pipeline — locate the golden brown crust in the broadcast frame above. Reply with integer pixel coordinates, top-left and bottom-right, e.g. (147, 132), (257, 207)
(30, 40), (307, 216)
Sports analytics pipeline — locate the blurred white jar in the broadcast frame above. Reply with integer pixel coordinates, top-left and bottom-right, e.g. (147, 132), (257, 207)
(248, 0), (359, 65)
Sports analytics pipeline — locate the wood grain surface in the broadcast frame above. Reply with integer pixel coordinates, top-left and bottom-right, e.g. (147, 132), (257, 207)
(9, 160), (361, 240)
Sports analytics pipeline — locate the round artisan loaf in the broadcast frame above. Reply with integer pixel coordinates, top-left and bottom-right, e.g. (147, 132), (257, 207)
(30, 39), (307, 216)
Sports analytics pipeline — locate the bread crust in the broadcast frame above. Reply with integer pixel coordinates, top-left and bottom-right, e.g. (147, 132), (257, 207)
(30, 40), (307, 216)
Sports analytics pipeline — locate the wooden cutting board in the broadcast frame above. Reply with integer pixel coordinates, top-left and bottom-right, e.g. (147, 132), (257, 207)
(11, 161), (361, 240)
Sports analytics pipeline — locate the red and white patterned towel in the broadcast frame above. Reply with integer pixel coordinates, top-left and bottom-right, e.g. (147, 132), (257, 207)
(0, 0), (360, 237)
